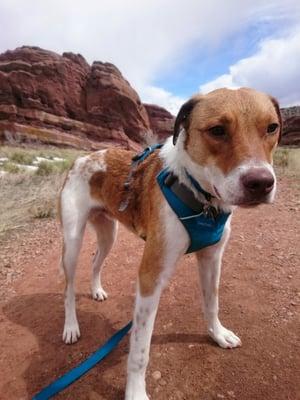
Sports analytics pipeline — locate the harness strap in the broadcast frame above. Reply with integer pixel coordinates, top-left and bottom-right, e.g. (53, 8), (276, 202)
(185, 171), (214, 202)
(164, 173), (205, 213)
(119, 144), (163, 212)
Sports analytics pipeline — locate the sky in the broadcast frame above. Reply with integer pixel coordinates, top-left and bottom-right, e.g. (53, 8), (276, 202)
(1, 0), (300, 114)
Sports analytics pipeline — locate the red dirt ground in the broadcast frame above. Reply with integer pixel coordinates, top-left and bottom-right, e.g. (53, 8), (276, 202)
(0, 175), (299, 400)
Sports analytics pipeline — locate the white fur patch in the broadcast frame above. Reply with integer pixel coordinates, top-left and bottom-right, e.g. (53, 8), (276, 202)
(160, 135), (276, 210)
(211, 160), (277, 206)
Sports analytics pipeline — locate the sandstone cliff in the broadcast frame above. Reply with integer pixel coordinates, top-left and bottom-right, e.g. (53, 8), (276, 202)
(281, 106), (300, 146)
(144, 104), (174, 142)
(0, 46), (173, 150)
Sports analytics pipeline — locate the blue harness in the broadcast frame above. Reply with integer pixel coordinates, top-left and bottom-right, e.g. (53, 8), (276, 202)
(157, 168), (230, 253)
(120, 143), (230, 253)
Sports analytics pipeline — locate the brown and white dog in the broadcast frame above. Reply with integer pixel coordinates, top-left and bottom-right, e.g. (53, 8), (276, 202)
(59, 88), (281, 399)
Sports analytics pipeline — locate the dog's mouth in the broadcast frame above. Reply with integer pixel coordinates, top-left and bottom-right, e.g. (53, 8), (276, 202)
(212, 184), (274, 207)
(234, 194), (272, 207)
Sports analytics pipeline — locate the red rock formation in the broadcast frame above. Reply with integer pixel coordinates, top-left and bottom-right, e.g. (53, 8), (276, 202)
(144, 104), (174, 142)
(0, 46), (153, 150)
(281, 107), (300, 146)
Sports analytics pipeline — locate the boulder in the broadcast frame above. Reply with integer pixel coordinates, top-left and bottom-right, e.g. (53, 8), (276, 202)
(144, 104), (174, 142)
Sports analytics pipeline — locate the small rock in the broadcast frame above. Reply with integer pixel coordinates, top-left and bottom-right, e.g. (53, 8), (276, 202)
(217, 394), (225, 399)
(227, 391), (235, 397)
(175, 390), (185, 399)
(89, 390), (102, 400)
(159, 378), (167, 386)
(152, 370), (161, 380)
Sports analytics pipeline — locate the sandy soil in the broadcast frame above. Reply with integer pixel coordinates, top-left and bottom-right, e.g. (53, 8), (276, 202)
(0, 175), (299, 400)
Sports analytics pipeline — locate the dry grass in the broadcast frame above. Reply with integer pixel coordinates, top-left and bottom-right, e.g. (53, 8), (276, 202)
(0, 145), (83, 163)
(2, 162), (23, 174)
(0, 173), (65, 238)
(274, 147), (300, 177)
(0, 145), (85, 239)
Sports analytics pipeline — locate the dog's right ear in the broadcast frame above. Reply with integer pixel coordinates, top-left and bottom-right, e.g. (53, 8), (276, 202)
(173, 98), (198, 145)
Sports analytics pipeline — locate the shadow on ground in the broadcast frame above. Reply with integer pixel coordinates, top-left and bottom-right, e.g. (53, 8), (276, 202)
(3, 293), (209, 399)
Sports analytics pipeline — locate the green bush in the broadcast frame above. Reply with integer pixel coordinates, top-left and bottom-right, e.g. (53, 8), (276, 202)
(274, 148), (289, 168)
(2, 162), (22, 174)
(10, 151), (34, 165)
(35, 161), (56, 176)
(35, 159), (72, 176)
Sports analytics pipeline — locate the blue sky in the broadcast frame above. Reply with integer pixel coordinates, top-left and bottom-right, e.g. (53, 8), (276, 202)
(1, 0), (300, 113)
(154, 20), (281, 97)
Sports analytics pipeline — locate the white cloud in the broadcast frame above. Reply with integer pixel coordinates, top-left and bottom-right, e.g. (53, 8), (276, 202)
(139, 85), (184, 115)
(1, 0), (300, 111)
(200, 28), (300, 106)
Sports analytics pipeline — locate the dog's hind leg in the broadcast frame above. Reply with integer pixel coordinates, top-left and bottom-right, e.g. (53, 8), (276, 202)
(88, 211), (118, 301)
(60, 162), (92, 344)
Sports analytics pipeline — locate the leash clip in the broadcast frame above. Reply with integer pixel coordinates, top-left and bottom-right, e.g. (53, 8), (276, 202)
(203, 205), (218, 220)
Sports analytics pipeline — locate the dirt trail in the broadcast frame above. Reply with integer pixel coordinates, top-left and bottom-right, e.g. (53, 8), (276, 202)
(0, 175), (299, 400)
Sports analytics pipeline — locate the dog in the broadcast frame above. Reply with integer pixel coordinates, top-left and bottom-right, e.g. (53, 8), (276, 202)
(58, 87), (281, 399)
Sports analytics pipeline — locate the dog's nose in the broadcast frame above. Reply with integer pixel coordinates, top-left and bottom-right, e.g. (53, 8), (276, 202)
(241, 168), (274, 196)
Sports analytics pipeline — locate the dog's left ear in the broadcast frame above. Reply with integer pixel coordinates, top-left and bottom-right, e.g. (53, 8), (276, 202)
(173, 98), (198, 145)
(270, 96), (282, 143)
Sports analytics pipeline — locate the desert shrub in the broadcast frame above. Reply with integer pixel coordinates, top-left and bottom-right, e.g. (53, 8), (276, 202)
(52, 159), (73, 173)
(30, 202), (55, 219)
(10, 151), (34, 165)
(35, 159), (72, 176)
(2, 162), (22, 174)
(35, 161), (55, 176)
(274, 148), (289, 168)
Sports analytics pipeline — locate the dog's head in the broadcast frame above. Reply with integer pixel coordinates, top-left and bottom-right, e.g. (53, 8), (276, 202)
(173, 88), (281, 206)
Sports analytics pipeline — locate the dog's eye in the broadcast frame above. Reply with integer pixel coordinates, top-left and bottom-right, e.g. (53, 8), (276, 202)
(267, 123), (279, 134)
(208, 125), (226, 138)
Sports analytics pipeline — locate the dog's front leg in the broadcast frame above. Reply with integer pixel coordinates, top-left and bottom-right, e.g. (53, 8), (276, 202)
(125, 219), (187, 400)
(196, 223), (242, 349)
(125, 285), (162, 400)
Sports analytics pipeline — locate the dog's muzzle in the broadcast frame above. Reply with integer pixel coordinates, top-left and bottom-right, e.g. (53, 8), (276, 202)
(239, 168), (275, 205)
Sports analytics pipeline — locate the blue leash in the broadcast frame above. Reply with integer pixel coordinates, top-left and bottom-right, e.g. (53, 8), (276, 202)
(32, 321), (132, 400)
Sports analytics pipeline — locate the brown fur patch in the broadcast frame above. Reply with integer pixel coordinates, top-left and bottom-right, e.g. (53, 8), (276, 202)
(89, 148), (166, 296)
(184, 88), (281, 175)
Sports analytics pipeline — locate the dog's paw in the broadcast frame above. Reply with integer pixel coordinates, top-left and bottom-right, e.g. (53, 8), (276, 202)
(125, 375), (149, 400)
(125, 388), (149, 400)
(209, 325), (241, 349)
(92, 287), (108, 301)
(63, 323), (80, 344)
